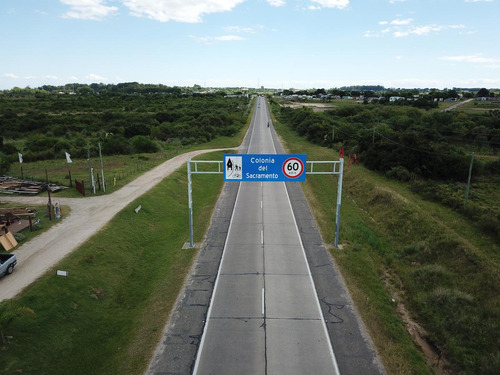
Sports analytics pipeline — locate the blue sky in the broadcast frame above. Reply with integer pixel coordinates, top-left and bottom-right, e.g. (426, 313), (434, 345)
(1, 0), (499, 90)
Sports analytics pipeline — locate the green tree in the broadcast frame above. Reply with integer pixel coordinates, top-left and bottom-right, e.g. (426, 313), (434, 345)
(0, 151), (11, 175)
(132, 135), (158, 153)
(476, 88), (490, 97)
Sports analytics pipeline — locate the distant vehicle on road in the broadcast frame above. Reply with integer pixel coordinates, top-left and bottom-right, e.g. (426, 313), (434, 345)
(0, 253), (17, 277)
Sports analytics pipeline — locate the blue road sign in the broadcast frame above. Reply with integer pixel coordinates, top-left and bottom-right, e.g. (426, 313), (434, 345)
(224, 154), (307, 182)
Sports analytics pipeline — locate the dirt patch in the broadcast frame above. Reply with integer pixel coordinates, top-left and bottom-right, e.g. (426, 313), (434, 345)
(382, 268), (451, 374)
(282, 102), (337, 112)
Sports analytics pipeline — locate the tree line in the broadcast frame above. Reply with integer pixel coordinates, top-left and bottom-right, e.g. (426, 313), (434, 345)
(272, 98), (500, 239)
(0, 90), (250, 172)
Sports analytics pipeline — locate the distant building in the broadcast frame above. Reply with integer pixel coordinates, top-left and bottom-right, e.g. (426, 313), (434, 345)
(389, 96), (405, 102)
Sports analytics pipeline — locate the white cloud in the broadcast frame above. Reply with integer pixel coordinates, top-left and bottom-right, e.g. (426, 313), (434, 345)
(191, 34), (245, 44)
(122, 0), (245, 23)
(390, 18), (413, 25)
(465, 0), (493, 3)
(367, 17), (466, 38)
(363, 30), (378, 38)
(398, 24), (443, 37)
(309, 0), (350, 9)
(440, 55), (500, 64)
(86, 73), (107, 81)
(389, 0), (407, 3)
(3, 73), (19, 79)
(215, 35), (244, 41)
(267, 0), (285, 6)
(61, 0), (118, 21)
(223, 25), (256, 33)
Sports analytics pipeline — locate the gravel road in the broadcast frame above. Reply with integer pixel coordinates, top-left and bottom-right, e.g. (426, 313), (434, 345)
(0, 149), (230, 301)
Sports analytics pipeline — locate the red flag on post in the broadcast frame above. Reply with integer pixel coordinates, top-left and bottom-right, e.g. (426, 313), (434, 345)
(348, 153), (351, 167)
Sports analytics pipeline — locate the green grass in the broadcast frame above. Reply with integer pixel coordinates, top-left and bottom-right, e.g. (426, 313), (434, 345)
(0, 154), (225, 375)
(456, 99), (500, 114)
(0, 101), (255, 374)
(272, 111), (500, 374)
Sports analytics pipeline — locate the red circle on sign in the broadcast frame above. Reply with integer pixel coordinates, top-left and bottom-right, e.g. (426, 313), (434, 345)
(282, 157), (304, 179)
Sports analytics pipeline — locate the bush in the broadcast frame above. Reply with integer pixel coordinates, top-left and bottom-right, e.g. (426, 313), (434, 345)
(410, 264), (453, 291)
(132, 136), (159, 153)
(102, 135), (132, 155)
(386, 166), (414, 182)
(0, 151), (11, 174)
(13, 232), (26, 242)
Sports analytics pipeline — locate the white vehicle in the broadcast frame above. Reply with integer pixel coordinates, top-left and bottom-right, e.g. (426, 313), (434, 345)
(0, 253), (17, 277)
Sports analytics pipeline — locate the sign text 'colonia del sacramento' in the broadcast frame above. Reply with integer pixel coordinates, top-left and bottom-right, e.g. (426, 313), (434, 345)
(223, 154), (307, 182)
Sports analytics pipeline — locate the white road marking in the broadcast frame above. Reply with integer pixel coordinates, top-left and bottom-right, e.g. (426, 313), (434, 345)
(262, 287), (265, 315)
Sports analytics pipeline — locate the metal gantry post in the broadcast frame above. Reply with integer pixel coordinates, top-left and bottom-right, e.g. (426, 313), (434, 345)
(334, 158), (344, 248)
(186, 159), (224, 249)
(187, 158), (194, 248)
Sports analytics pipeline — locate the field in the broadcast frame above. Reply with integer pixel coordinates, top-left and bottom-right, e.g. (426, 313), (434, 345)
(270, 106), (500, 374)
(1, 94), (499, 374)
(0, 100), (253, 374)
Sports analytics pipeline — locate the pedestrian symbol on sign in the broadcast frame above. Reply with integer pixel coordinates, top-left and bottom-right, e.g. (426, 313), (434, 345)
(225, 156), (242, 180)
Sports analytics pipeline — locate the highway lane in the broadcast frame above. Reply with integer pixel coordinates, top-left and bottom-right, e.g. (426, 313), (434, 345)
(193, 97), (339, 374)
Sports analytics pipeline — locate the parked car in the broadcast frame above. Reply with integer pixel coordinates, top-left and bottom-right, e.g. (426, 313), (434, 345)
(0, 253), (17, 277)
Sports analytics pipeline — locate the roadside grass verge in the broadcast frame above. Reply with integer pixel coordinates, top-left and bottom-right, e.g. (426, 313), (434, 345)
(272, 112), (500, 374)
(0, 101), (254, 374)
(0, 150), (227, 375)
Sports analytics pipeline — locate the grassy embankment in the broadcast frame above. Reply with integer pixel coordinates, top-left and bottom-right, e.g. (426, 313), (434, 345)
(272, 112), (499, 374)
(0, 104), (254, 374)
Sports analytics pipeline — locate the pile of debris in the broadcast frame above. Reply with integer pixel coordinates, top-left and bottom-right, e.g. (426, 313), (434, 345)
(0, 176), (68, 195)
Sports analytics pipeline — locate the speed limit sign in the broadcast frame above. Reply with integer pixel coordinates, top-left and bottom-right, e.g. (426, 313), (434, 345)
(282, 157), (304, 179)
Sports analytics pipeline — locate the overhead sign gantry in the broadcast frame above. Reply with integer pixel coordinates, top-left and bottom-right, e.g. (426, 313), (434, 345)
(186, 155), (344, 249)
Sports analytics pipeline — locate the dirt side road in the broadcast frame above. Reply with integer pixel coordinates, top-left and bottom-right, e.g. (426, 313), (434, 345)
(0, 149), (230, 301)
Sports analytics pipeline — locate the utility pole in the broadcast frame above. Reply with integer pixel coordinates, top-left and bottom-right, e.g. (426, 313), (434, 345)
(464, 152), (474, 206)
(45, 168), (52, 221)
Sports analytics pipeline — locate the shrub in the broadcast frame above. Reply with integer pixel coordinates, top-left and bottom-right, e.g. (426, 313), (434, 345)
(410, 264), (453, 291)
(0, 151), (11, 174)
(386, 166), (413, 182)
(132, 136), (158, 153)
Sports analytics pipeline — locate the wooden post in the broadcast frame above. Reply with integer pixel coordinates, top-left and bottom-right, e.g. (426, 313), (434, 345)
(45, 168), (52, 221)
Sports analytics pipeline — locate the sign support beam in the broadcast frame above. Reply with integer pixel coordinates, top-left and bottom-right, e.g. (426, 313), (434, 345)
(186, 157), (344, 249)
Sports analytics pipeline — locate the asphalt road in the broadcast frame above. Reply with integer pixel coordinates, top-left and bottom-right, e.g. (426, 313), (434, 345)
(192, 96), (339, 374)
(147, 97), (386, 375)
